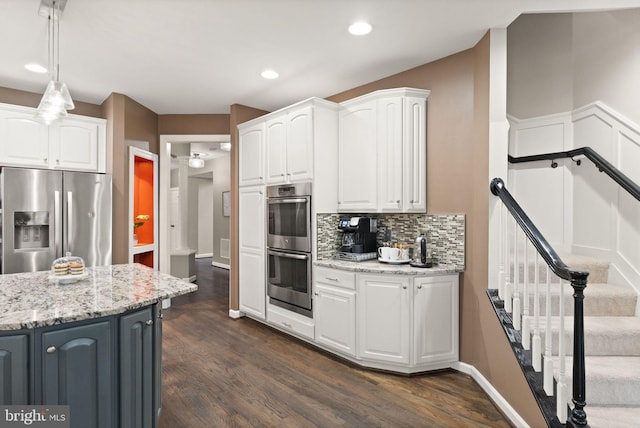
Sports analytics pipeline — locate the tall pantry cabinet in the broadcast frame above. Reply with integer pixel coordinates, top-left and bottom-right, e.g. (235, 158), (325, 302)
(237, 98), (338, 321)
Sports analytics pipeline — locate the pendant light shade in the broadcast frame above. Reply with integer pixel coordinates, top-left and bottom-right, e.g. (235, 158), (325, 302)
(36, 0), (74, 125)
(189, 153), (205, 169)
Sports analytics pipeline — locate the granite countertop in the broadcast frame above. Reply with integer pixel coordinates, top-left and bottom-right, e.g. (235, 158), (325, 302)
(0, 263), (197, 331)
(314, 259), (463, 275)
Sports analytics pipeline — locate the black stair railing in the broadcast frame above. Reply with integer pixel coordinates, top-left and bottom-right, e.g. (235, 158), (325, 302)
(490, 177), (589, 427)
(508, 146), (640, 203)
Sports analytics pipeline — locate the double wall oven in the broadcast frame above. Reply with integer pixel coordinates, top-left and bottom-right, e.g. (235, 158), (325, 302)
(266, 182), (313, 317)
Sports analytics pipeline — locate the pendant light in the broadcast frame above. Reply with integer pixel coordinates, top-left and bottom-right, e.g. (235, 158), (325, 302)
(189, 153), (205, 169)
(36, 0), (74, 125)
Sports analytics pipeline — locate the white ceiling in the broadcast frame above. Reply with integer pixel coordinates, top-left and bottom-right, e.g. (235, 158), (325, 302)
(1, 0), (638, 115)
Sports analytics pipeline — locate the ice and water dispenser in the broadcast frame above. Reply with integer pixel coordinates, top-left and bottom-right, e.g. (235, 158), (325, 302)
(13, 211), (50, 250)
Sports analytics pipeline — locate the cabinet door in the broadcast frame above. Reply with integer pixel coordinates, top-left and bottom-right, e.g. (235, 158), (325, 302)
(50, 119), (101, 172)
(154, 305), (163, 425)
(377, 97), (403, 212)
(403, 96), (427, 212)
(120, 308), (154, 428)
(338, 101), (377, 212)
(239, 187), (266, 319)
(315, 284), (356, 356)
(413, 275), (459, 365)
(358, 274), (411, 364)
(265, 115), (287, 184)
(41, 321), (113, 428)
(0, 334), (30, 405)
(286, 105), (313, 183)
(239, 122), (265, 186)
(0, 110), (49, 168)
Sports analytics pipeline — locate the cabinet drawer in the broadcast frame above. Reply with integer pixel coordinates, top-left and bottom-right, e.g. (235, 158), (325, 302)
(267, 305), (314, 340)
(315, 266), (355, 290)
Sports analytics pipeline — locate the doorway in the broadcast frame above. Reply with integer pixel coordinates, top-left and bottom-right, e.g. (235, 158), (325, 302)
(159, 135), (231, 278)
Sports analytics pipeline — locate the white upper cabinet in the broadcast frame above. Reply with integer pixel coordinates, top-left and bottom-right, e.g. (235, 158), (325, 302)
(237, 97), (338, 210)
(50, 117), (105, 172)
(402, 96), (427, 212)
(337, 100), (377, 212)
(265, 104), (314, 185)
(265, 115), (287, 183)
(285, 105), (313, 183)
(0, 104), (106, 172)
(337, 88), (429, 213)
(238, 121), (265, 187)
(0, 109), (49, 167)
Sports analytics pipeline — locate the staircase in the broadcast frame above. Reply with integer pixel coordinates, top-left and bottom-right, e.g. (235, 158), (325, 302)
(522, 254), (640, 427)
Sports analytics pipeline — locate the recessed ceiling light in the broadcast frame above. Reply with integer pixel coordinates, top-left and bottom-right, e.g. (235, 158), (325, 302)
(348, 21), (372, 36)
(25, 63), (48, 73)
(261, 69), (279, 79)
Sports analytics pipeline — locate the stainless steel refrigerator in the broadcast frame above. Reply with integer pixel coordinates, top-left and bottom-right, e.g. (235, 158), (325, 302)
(0, 167), (112, 274)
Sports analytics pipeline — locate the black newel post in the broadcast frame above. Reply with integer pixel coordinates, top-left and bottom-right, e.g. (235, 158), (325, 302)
(569, 274), (589, 427)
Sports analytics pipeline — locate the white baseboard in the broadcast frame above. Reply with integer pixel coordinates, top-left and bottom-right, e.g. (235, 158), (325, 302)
(195, 253), (213, 259)
(183, 275), (196, 283)
(228, 309), (244, 319)
(451, 361), (528, 428)
(211, 261), (230, 270)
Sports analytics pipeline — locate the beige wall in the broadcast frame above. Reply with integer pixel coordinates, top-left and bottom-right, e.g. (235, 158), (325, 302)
(326, 35), (544, 427)
(158, 114), (230, 135)
(508, 9), (640, 125)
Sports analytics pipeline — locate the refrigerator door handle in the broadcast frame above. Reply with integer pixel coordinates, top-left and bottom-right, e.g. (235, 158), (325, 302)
(67, 191), (73, 254)
(54, 190), (62, 257)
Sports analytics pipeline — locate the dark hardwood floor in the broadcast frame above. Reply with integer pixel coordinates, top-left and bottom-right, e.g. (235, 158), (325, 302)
(158, 258), (511, 427)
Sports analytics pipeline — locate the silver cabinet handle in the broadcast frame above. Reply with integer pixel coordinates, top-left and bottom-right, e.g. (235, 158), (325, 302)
(325, 277), (338, 282)
(146, 319), (153, 326)
(282, 321), (292, 328)
(417, 285), (423, 289)
(396, 200), (400, 203)
(47, 346), (56, 354)
(402, 285), (407, 289)
(314, 292), (319, 296)
(56, 159), (60, 164)
(281, 173), (285, 176)
(44, 157), (48, 163)
(410, 200), (414, 203)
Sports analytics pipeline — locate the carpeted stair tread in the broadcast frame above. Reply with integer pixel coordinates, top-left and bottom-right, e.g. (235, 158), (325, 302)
(588, 406), (640, 428)
(523, 282), (637, 317)
(528, 316), (640, 356)
(554, 356), (640, 406)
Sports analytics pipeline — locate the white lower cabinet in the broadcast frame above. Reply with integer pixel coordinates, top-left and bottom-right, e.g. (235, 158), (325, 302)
(354, 271), (459, 371)
(413, 275), (459, 365)
(357, 274), (411, 364)
(314, 267), (356, 357)
(238, 186), (266, 320)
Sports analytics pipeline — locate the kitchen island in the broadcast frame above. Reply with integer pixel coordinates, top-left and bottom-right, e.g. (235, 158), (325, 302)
(0, 263), (197, 428)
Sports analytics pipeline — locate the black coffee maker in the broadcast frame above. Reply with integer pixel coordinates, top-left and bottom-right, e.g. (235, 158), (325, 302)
(338, 217), (377, 253)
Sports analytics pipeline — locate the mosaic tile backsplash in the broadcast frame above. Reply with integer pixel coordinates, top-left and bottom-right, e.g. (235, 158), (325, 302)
(317, 213), (465, 268)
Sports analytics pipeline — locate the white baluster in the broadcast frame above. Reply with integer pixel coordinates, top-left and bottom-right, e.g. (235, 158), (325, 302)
(522, 239), (531, 349)
(556, 278), (568, 422)
(532, 252), (542, 372)
(504, 214), (512, 312)
(512, 227), (521, 331)
(543, 265), (554, 395)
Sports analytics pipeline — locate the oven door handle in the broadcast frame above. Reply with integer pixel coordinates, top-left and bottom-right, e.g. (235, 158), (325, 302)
(267, 198), (308, 204)
(268, 249), (310, 260)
